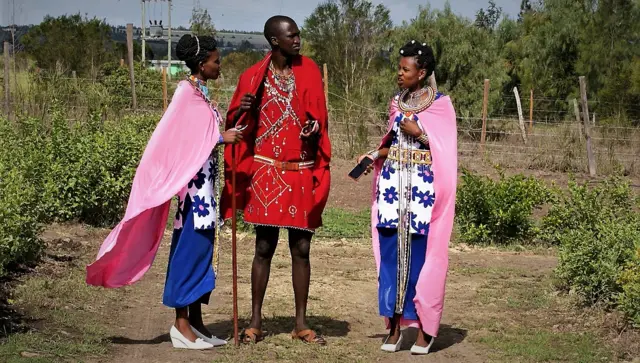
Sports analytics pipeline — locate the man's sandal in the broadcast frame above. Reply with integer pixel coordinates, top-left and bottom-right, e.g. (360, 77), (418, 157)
(241, 328), (264, 344)
(291, 329), (327, 345)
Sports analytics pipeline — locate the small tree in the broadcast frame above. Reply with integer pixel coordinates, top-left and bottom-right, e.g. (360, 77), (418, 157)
(475, 0), (503, 31)
(22, 14), (115, 77)
(304, 0), (392, 100)
(190, 0), (216, 37)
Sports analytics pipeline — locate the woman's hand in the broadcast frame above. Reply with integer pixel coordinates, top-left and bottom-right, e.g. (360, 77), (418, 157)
(399, 118), (423, 138)
(222, 129), (243, 144)
(357, 154), (375, 176)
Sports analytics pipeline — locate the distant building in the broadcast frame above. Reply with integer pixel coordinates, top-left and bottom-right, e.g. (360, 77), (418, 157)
(148, 59), (189, 76)
(120, 26), (270, 52)
(217, 32), (269, 51)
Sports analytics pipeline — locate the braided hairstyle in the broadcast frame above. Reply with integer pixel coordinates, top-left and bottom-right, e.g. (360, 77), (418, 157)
(176, 34), (218, 74)
(399, 40), (436, 78)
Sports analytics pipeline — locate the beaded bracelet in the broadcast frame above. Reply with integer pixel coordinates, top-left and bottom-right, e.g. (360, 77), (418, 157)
(417, 133), (429, 145)
(368, 150), (380, 160)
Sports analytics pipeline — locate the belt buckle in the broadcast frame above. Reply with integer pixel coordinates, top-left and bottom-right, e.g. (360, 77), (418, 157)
(280, 161), (289, 174)
(288, 162), (301, 172)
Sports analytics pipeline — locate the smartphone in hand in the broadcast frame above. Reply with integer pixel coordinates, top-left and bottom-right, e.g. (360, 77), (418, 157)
(348, 157), (374, 181)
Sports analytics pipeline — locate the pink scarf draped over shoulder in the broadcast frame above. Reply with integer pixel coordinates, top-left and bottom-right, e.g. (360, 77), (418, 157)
(370, 95), (457, 337)
(86, 80), (221, 288)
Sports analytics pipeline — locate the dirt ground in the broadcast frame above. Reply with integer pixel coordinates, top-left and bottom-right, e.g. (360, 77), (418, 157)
(2, 162), (640, 363)
(16, 223), (636, 363)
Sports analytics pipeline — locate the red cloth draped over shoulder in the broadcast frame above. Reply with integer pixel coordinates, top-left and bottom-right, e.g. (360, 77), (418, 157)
(220, 53), (331, 227)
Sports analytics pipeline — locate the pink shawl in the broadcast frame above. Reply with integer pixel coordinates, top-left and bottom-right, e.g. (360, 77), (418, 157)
(85, 80), (221, 288)
(370, 95), (457, 337)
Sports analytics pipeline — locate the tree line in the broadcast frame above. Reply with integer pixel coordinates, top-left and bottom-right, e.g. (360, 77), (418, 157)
(4, 0), (639, 123)
(303, 0), (640, 123)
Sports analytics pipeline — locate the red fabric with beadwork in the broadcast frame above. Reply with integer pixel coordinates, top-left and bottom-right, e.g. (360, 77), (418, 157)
(221, 53), (331, 230)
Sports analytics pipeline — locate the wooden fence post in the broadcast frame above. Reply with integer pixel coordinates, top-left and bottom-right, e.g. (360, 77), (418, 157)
(579, 76), (596, 177)
(126, 24), (137, 110)
(323, 63), (329, 111)
(3, 42), (10, 119)
(513, 87), (528, 144)
(162, 67), (168, 111)
(529, 89), (534, 134)
(480, 79), (490, 152)
(573, 99), (583, 139)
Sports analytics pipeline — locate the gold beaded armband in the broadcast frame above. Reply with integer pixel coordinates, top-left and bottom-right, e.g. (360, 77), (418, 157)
(417, 133), (429, 145)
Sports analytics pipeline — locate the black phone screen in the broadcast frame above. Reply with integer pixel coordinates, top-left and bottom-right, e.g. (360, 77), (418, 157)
(348, 157), (374, 180)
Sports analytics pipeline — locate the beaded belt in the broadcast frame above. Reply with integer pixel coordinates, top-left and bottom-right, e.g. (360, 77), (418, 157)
(387, 147), (432, 165)
(254, 155), (315, 171)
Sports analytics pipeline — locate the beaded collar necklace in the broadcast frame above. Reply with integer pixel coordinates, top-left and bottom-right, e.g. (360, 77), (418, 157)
(398, 86), (436, 114)
(186, 75), (213, 103)
(269, 62), (295, 93)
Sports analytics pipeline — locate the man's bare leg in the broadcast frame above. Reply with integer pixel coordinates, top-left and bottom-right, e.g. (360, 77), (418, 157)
(288, 228), (312, 332)
(248, 226), (279, 331)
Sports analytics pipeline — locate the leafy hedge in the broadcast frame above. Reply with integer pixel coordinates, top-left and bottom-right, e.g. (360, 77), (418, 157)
(455, 169), (552, 245)
(456, 171), (640, 326)
(546, 179), (640, 327)
(0, 108), (158, 275)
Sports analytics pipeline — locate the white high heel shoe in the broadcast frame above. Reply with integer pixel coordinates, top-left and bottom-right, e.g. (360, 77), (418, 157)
(410, 336), (435, 355)
(191, 326), (228, 347)
(380, 333), (403, 352)
(169, 326), (214, 350)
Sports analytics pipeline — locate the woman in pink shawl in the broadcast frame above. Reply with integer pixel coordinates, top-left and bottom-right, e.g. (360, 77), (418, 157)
(85, 35), (242, 350)
(358, 40), (457, 355)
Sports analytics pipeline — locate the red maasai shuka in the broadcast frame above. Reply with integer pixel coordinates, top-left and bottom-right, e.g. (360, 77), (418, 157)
(221, 53), (331, 230)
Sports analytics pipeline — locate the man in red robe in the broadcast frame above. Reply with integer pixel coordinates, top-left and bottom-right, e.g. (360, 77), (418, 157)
(222, 15), (331, 345)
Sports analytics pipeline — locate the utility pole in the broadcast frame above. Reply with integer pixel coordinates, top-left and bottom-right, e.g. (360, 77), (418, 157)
(140, 0), (173, 78)
(10, 0), (17, 90)
(167, 0), (172, 80)
(141, 0), (146, 64)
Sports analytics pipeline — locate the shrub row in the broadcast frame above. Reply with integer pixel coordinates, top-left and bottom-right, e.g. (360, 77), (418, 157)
(456, 169), (640, 326)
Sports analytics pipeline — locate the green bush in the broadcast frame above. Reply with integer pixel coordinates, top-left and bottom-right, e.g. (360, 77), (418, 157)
(0, 109), (157, 275)
(1, 107), (157, 226)
(555, 220), (639, 305)
(0, 167), (44, 276)
(99, 62), (167, 112)
(618, 248), (640, 327)
(39, 109), (156, 226)
(547, 176), (640, 325)
(0, 117), (45, 276)
(542, 177), (635, 245)
(455, 169), (551, 245)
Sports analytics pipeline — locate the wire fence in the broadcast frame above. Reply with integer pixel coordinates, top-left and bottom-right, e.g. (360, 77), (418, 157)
(2, 69), (640, 177)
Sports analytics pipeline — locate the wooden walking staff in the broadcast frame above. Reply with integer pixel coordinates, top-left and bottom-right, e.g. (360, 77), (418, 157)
(231, 142), (239, 346)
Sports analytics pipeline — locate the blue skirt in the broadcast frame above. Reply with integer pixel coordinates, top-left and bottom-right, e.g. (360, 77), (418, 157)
(163, 199), (216, 308)
(377, 227), (427, 320)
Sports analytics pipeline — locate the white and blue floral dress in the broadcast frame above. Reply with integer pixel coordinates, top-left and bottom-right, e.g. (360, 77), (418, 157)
(376, 92), (441, 321)
(162, 81), (224, 308)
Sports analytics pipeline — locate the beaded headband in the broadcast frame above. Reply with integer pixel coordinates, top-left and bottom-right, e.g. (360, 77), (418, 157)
(399, 40), (430, 55)
(195, 36), (201, 56)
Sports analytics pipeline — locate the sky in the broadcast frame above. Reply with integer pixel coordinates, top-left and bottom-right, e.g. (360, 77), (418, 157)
(1, 0), (520, 31)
